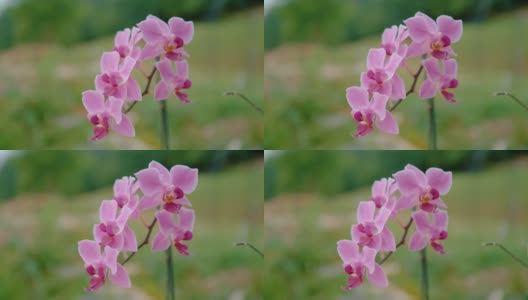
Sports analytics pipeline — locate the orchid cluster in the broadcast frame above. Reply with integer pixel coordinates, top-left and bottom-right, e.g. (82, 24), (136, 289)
(82, 15), (194, 141)
(337, 164), (452, 289)
(78, 161), (198, 291)
(346, 12), (463, 137)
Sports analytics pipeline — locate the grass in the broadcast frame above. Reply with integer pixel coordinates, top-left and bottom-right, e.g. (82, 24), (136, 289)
(264, 8), (528, 149)
(0, 160), (264, 299)
(0, 7), (263, 149)
(265, 157), (528, 299)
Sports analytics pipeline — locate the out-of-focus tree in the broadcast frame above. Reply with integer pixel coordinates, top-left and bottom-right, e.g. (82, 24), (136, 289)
(0, 13), (14, 49)
(0, 151), (262, 201)
(264, 151), (526, 200)
(0, 0), (263, 49)
(10, 0), (81, 45)
(265, 0), (525, 50)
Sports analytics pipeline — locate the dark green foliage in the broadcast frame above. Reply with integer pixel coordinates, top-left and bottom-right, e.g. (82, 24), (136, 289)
(0, 12), (14, 49)
(10, 0), (79, 44)
(0, 150), (262, 201)
(0, 0), (262, 49)
(264, 12), (281, 50)
(265, 0), (526, 49)
(264, 151), (527, 200)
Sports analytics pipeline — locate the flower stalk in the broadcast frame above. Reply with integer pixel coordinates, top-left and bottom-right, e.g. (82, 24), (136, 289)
(495, 92), (528, 112)
(224, 91), (264, 114)
(428, 97), (437, 150)
(235, 242), (264, 258)
(482, 242), (528, 269)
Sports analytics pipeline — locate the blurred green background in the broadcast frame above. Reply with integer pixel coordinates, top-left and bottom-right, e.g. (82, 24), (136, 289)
(0, 150), (263, 299)
(264, 0), (528, 149)
(0, 0), (263, 149)
(265, 150), (528, 299)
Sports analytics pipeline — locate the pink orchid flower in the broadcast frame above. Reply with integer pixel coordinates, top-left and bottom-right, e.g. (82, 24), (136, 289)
(82, 91), (135, 141)
(360, 48), (406, 100)
(409, 210), (448, 255)
(95, 52), (142, 101)
(154, 59), (192, 103)
(380, 25), (409, 58)
(138, 15), (194, 61)
(393, 164), (452, 213)
(113, 176), (140, 212)
(346, 87), (399, 137)
(419, 58), (458, 103)
(113, 27), (143, 67)
(370, 177), (398, 210)
(404, 12), (463, 60)
(93, 200), (137, 252)
(337, 240), (388, 289)
(78, 240), (130, 291)
(351, 201), (396, 251)
(135, 161), (198, 213)
(151, 208), (194, 255)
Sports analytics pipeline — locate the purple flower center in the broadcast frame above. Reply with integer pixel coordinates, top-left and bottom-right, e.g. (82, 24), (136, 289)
(442, 78), (458, 89)
(113, 195), (128, 208)
(381, 43), (396, 56)
(174, 79), (192, 102)
(367, 69), (387, 85)
(164, 37), (184, 53)
(343, 264), (364, 290)
(102, 72), (124, 96)
(182, 230), (193, 241)
(344, 264), (353, 275)
(353, 111), (364, 122)
(430, 35), (451, 60)
(86, 264), (106, 291)
(441, 90), (456, 103)
(431, 35), (451, 51)
(354, 111), (375, 137)
(419, 188), (440, 212)
(371, 195), (386, 208)
(437, 230), (448, 240)
(174, 241), (189, 256)
(175, 90), (190, 103)
(431, 241), (446, 254)
(182, 79), (192, 89)
(99, 222), (119, 237)
(419, 188), (439, 203)
(357, 222), (378, 246)
(113, 45), (130, 58)
(357, 223), (375, 237)
(164, 37), (185, 61)
(162, 187), (184, 213)
(163, 187), (184, 203)
(90, 114), (110, 141)
(86, 265), (96, 276)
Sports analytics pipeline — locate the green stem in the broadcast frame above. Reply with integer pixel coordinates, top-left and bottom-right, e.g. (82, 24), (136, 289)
(235, 242), (264, 258)
(224, 91), (263, 114)
(166, 247), (175, 300)
(121, 217), (158, 265)
(378, 217), (414, 265)
(160, 100), (169, 150)
(495, 91), (528, 112)
(427, 97), (437, 150)
(423, 96), (435, 298)
(124, 65), (158, 114)
(157, 58), (172, 300)
(420, 248), (430, 300)
(389, 64), (424, 112)
(482, 242), (528, 268)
